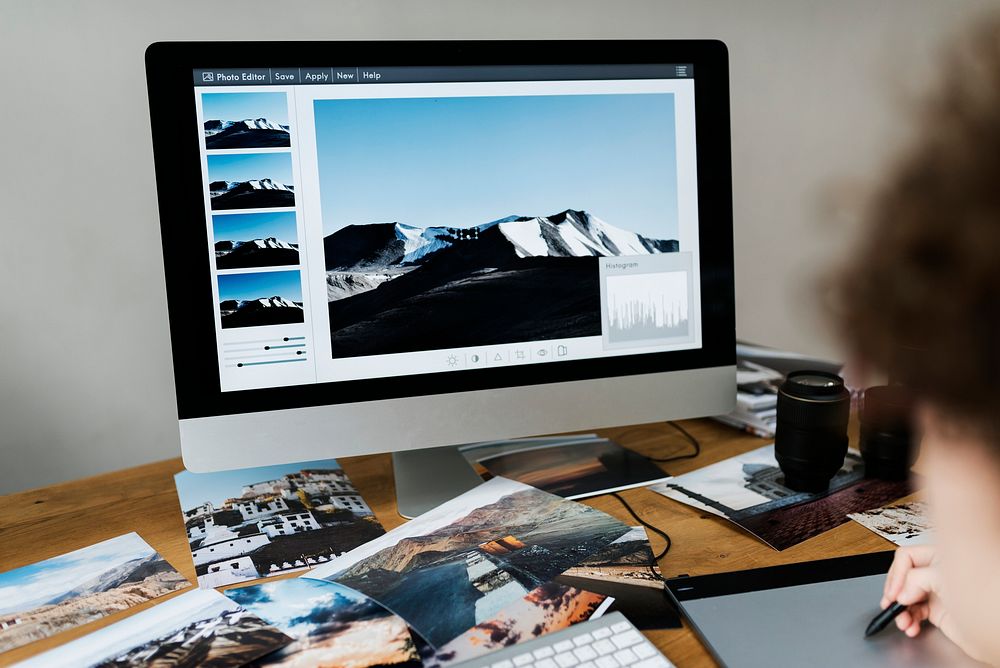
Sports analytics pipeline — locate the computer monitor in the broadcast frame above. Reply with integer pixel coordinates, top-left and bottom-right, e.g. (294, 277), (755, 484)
(145, 40), (736, 516)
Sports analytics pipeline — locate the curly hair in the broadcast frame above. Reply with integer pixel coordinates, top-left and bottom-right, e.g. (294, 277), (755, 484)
(831, 19), (1000, 430)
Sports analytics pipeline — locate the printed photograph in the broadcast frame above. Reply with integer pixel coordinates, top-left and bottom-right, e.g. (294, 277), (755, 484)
(217, 270), (304, 329)
(462, 436), (670, 500)
(314, 94), (681, 358)
(175, 459), (384, 589)
(554, 526), (680, 630)
(225, 578), (421, 668)
(304, 476), (631, 648)
(430, 582), (612, 667)
(208, 153), (294, 211)
(17, 589), (290, 668)
(203, 91), (291, 149)
(0, 532), (189, 653)
(848, 501), (931, 547)
(213, 211), (299, 270)
(648, 444), (912, 550)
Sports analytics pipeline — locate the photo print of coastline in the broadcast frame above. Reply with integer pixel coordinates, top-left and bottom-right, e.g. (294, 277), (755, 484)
(848, 501), (931, 547)
(460, 435), (670, 500)
(214, 211), (299, 270)
(208, 152), (294, 211)
(430, 582), (612, 668)
(304, 476), (631, 648)
(648, 444), (912, 550)
(225, 578), (421, 668)
(203, 91), (290, 149)
(0, 532), (188, 653)
(17, 589), (291, 668)
(314, 94), (680, 358)
(217, 270), (304, 329)
(554, 526), (680, 630)
(175, 459), (384, 589)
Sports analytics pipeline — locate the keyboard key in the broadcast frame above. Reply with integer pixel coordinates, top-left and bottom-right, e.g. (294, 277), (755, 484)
(579, 662), (596, 668)
(534, 648), (554, 659)
(573, 646), (598, 662)
(634, 658), (673, 668)
(612, 631), (643, 649)
(594, 639), (617, 655)
(613, 649), (639, 666)
(536, 659), (557, 668)
(513, 653), (533, 667)
(555, 653), (578, 668)
(554, 641), (574, 653)
(596, 656), (619, 668)
(611, 621), (632, 633)
(572, 632), (594, 646)
(592, 627), (612, 639)
(634, 643), (658, 659)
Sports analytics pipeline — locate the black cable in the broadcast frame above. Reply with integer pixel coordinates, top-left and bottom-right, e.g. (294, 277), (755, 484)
(609, 491), (672, 561)
(617, 420), (701, 463)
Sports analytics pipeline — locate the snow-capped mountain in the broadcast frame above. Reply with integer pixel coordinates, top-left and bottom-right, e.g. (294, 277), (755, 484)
(324, 209), (677, 272)
(217, 237), (296, 252)
(216, 237), (300, 269)
(220, 296), (302, 314)
(210, 179), (293, 197)
(204, 118), (289, 136)
(204, 117), (291, 149)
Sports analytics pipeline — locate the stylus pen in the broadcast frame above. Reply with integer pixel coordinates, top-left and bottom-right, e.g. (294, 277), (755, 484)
(864, 601), (907, 638)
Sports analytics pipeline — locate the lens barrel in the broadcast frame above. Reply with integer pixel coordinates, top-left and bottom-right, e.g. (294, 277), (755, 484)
(859, 385), (915, 480)
(774, 370), (851, 492)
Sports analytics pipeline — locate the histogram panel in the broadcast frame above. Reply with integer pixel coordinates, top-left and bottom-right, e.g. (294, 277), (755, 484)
(605, 271), (689, 343)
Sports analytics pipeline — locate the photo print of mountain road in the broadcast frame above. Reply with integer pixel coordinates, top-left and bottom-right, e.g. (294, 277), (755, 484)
(314, 93), (689, 358)
(304, 476), (631, 649)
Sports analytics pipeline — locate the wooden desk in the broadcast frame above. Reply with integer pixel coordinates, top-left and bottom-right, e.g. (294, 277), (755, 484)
(0, 419), (897, 666)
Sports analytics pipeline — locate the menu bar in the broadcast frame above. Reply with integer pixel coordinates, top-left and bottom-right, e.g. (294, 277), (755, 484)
(193, 64), (694, 86)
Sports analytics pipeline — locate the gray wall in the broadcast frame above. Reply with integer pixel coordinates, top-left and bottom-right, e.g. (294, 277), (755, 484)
(0, 0), (993, 494)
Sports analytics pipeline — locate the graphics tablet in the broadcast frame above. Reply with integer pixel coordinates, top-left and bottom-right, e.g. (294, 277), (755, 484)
(665, 552), (983, 668)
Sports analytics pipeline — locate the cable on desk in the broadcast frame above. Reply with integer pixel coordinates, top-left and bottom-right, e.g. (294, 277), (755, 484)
(617, 420), (701, 463)
(609, 491), (672, 561)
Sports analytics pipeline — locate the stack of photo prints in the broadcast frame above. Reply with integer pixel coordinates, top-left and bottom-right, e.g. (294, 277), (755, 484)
(203, 91), (306, 332)
(2, 460), (681, 666)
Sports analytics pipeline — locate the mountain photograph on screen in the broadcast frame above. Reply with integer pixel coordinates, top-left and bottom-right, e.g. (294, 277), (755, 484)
(202, 91), (291, 149)
(217, 270), (303, 329)
(207, 153), (295, 211)
(213, 211), (300, 269)
(314, 93), (681, 358)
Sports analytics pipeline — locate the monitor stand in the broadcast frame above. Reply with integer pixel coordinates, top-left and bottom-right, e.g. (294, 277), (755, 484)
(393, 445), (485, 518)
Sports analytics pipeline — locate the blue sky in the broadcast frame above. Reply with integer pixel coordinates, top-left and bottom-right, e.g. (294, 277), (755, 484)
(0, 533), (157, 615)
(213, 211), (298, 243)
(207, 152), (293, 184)
(217, 270), (302, 303)
(202, 91), (289, 125)
(175, 458), (339, 508)
(314, 93), (678, 239)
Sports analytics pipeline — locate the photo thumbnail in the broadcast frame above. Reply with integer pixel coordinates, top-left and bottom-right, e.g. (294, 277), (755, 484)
(218, 270), (303, 329)
(208, 152), (294, 211)
(203, 91), (290, 149)
(214, 211), (299, 270)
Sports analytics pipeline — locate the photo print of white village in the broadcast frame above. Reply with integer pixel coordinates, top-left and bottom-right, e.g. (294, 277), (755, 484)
(313, 92), (683, 358)
(175, 459), (384, 588)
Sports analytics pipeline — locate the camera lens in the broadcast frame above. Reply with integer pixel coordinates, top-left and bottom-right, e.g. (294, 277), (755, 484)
(860, 385), (915, 480)
(774, 370), (851, 492)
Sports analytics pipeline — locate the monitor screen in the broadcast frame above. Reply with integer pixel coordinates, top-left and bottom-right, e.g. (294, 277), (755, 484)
(191, 63), (703, 393)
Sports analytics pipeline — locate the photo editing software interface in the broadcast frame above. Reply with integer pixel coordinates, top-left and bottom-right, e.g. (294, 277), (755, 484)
(193, 64), (704, 392)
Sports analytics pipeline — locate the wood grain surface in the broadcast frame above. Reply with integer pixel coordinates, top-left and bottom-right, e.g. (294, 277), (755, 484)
(0, 419), (903, 667)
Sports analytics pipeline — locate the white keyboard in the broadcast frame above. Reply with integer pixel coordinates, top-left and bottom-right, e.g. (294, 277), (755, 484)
(451, 611), (675, 668)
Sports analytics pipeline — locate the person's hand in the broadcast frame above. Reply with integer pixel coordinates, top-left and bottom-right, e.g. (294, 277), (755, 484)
(881, 545), (946, 638)
(881, 545), (981, 660)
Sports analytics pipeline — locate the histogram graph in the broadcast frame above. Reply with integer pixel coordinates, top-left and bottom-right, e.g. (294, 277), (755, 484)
(605, 271), (689, 343)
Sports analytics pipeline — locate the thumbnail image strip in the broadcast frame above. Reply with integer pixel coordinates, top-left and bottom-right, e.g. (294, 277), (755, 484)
(214, 211), (299, 270)
(203, 91), (290, 149)
(218, 270), (303, 329)
(208, 152), (295, 211)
